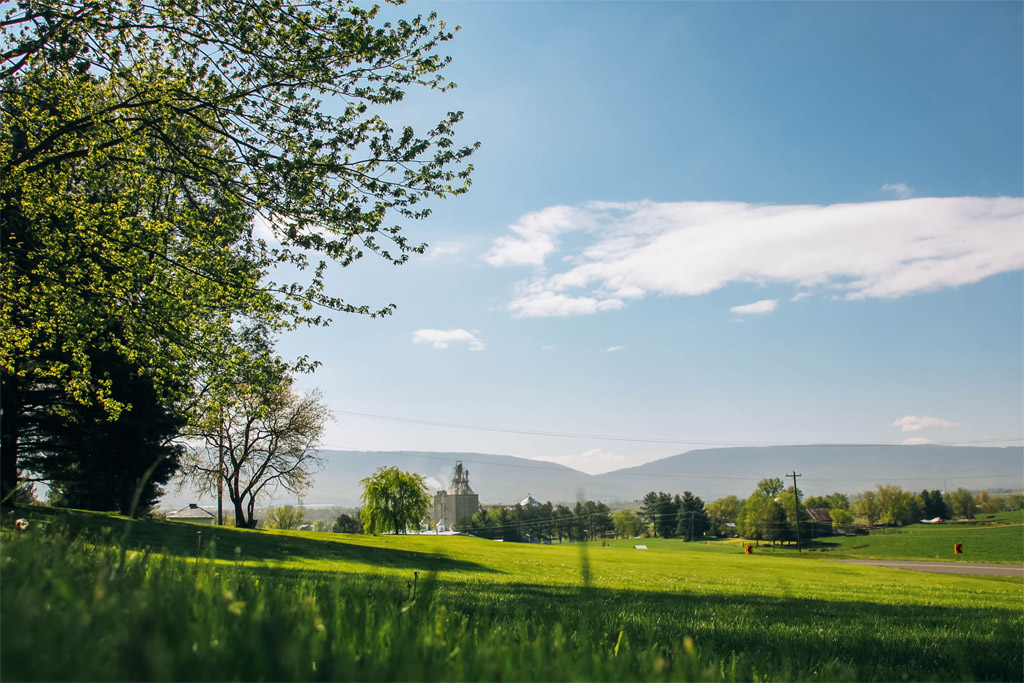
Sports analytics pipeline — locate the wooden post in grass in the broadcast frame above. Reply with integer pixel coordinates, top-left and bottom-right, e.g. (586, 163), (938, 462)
(789, 471), (802, 552)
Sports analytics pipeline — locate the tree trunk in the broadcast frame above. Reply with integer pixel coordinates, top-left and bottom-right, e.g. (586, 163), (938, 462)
(0, 370), (21, 507)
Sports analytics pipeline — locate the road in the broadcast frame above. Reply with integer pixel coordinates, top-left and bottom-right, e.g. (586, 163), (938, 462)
(838, 560), (1023, 576)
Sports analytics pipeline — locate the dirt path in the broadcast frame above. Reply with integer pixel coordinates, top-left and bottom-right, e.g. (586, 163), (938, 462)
(838, 560), (1023, 576)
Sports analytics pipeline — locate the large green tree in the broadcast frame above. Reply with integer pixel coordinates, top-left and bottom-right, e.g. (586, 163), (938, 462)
(1, 0), (476, 501)
(18, 347), (183, 516)
(675, 491), (710, 542)
(359, 466), (431, 535)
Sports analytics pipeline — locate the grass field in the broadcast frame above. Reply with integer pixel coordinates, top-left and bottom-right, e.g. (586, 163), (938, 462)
(3, 505), (1022, 681)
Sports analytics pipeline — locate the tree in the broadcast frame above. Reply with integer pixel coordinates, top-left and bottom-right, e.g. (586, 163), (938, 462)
(640, 491), (677, 538)
(613, 509), (646, 539)
(181, 356), (331, 528)
(947, 488), (978, 520)
(359, 466), (431, 535)
(874, 484), (917, 526)
(852, 490), (881, 526)
(675, 491), (710, 542)
(738, 479), (788, 545)
(757, 478), (785, 498)
(706, 495), (743, 537)
(552, 504), (574, 543)
(18, 348), (183, 516)
(1, 0), (476, 502)
(829, 508), (854, 530)
(332, 513), (363, 534)
(264, 505), (306, 530)
(920, 489), (951, 519)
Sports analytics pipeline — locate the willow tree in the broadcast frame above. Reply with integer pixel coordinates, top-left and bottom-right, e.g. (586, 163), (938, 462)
(359, 466), (430, 535)
(1, 0), (477, 501)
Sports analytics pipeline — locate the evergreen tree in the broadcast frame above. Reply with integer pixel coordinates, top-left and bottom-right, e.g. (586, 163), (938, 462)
(675, 491), (710, 541)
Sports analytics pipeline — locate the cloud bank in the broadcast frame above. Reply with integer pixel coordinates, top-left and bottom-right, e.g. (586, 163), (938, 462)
(412, 328), (485, 351)
(484, 197), (1023, 318)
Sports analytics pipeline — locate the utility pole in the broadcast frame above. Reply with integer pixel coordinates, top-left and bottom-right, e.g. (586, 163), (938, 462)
(789, 470), (802, 552)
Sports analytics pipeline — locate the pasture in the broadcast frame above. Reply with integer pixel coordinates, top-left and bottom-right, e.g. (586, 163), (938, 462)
(2, 505), (1022, 681)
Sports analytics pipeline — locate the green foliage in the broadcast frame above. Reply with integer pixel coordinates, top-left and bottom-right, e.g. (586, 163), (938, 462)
(705, 495), (743, 537)
(332, 513), (362, 534)
(18, 348), (183, 516)
(675, 491), (710, 542)
(641, 491), (678, 538)
(359, 466), (430, 535)
(0, 0), (476, 499)
(264, 505), (307, 531)
(948, 487), (979, 520)
(613, 509), (646, 538)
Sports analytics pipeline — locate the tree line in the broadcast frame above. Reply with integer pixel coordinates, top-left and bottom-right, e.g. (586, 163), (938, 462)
(454, 479), (1020, 546)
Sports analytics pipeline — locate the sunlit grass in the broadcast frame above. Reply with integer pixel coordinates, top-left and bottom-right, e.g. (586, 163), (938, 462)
(3, 505), (1022, 681)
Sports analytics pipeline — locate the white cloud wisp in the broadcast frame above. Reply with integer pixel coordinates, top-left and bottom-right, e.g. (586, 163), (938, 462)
(731, 299), (779, 315)
(412, 329), (485, 351)
(485, 197), (1023, 318)
(892, 415), (954, 432)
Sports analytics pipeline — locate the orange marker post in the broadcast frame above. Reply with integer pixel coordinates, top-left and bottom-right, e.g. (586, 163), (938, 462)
(954, 543), (963, 555)
(744, 544), (753, 555)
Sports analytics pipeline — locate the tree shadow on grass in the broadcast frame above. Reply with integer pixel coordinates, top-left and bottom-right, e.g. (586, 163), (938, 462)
(12, 504), (496, 575)
(430, 581), (1022, 681)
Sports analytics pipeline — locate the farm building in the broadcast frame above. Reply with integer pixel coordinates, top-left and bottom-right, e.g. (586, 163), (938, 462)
(168, 503), (216, 525)
(806, 507), (834, 536)
(433, 461), (480, 531)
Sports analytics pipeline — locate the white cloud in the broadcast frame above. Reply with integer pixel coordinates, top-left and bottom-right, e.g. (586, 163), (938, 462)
(424, 240), (470, 261)
(534, 448), (628, 475)
(482, 205), (592, 267)
(892, 415), (954, 432)
(901, 437), (934, 445)
(730, 299), (779, 315)
(412, 328), (485, 351)
(882, 183), (915, 199)
(485, 197), (1023, 317)
(507, 290), (624, 318)
(791, 292), (810, 302)
(603, 345), (625, 352)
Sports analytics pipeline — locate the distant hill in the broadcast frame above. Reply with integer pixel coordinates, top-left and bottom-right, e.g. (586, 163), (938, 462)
(594, 444), (1024, 502)
(163, 444), (1022, 510)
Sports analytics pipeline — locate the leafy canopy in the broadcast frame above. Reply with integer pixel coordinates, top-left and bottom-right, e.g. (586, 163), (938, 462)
(359, 466), (430, 535)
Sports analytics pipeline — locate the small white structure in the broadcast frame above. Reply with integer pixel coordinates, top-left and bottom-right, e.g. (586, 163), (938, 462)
(168, 503), (216, 525)
(518, 493), (541, 507)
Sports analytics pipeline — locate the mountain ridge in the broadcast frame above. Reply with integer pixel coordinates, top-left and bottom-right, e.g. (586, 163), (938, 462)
(164, 444), (1023, 509)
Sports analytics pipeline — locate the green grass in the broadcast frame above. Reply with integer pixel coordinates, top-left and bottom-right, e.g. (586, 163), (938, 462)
(3, 505), (1022, 681)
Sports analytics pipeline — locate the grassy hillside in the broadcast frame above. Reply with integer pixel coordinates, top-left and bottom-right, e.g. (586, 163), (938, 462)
(3, 505), (1022, 681)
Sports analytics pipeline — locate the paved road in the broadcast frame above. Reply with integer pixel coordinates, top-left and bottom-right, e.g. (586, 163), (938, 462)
(839, 560), (1023, 577)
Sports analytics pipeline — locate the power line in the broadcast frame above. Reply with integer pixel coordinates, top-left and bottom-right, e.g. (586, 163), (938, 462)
(333, 409), (1022, 448)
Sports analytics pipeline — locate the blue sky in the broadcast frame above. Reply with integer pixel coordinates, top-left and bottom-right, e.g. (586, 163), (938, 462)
(279, 1), (1023, 474)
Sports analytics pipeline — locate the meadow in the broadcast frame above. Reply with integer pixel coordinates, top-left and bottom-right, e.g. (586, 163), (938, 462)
(2, 505), (1022, 681)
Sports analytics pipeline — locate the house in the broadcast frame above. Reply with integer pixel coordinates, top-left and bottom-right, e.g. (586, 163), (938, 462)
(168, 503), (216, 525)
(805, 507), (834, 536)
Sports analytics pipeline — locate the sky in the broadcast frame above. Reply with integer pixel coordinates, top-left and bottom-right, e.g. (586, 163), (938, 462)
(277, 1), (1024, 475)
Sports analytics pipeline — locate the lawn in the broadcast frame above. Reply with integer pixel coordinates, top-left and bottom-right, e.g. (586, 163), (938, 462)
(3, 505), (1022, 681)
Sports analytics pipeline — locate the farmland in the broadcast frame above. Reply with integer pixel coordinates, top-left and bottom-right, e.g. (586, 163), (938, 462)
(2, 505), (1022, 681)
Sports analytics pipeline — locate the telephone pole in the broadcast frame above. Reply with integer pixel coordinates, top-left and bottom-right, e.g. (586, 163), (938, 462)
(789, 470), (802, 552)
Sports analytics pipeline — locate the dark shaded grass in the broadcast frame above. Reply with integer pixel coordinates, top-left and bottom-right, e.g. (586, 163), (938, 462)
(4, 504), (493, 573)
